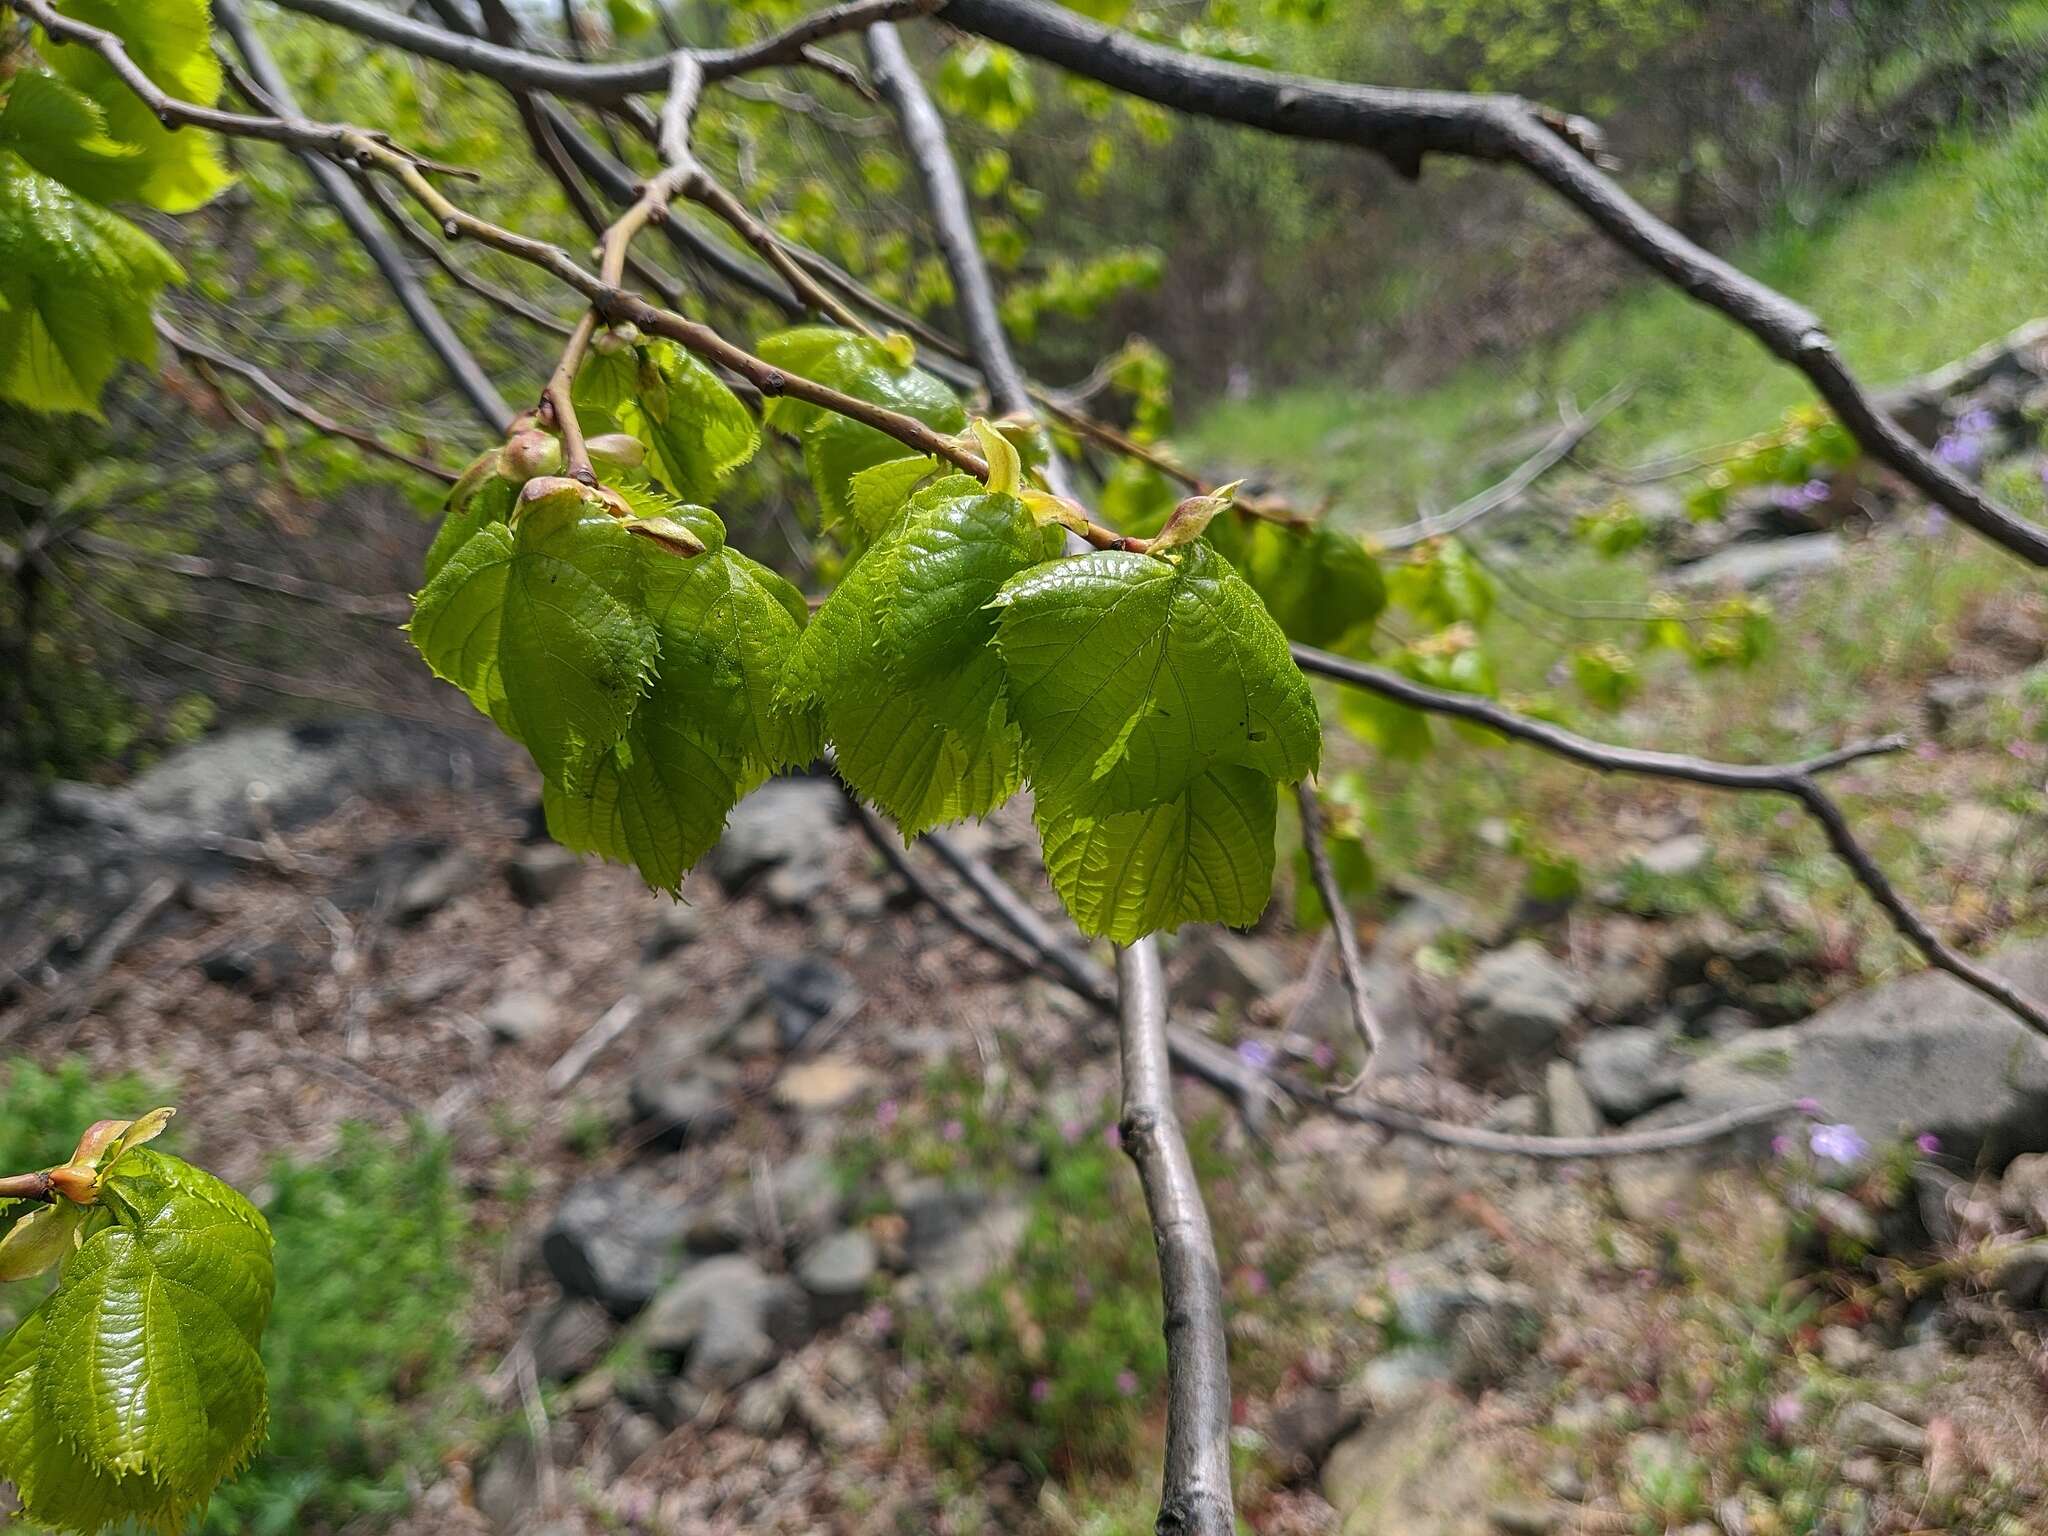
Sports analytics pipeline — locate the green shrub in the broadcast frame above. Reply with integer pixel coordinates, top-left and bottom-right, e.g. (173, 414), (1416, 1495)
(199, 1123), (473, 1535)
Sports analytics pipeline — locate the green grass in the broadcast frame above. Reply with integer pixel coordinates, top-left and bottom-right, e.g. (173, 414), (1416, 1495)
(1179, 96), (2048, 523)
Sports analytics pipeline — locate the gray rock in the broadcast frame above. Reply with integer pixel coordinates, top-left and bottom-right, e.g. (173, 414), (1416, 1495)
(1990, 1241), (2048, 1307)
(757, 954), (857, 1050)
(796, 1229), (878, 1325)
(1175, 929), (1294, 1013)
(1356, 1345), (1454, 1411)
(2001, 1152), (2048, 1225)
(1385, 1261), (1543, 1392)
(1544, 1061), (1603, 1139)
(640, 1254), (808, 1389)
(1661, 935), (2048, 1164)
(1923, 663), (2048, 746)
(1670, 534), (1842, 592)
(196, 939), (303, 996)
(482, 987), (555, 1044)
(709, 778), (843, 895)
(762, 858), (832, 912)
(1635, 832), (1712, 881)
(628, 1069), (737, 1152)
(733, 1365), (799, 1436)
(1482, 1094), (1542, 1135)
(396, 848), (480, 922)
(1459, 941), (1584, 1082)
(914, 1198), (1029, 1302)
(769, 1152), (845, 1244)
(1489, 1503), (1558, 1536)
(1578, 1020), (1686, 1122)
(1264, 1383), (1357, 1473)
(1923, 801), (2025, 866)
(1324, 1393), (1501, 1533)
(505, 843), (582, 906)
(1835, 1400), (1929, 1457)
(540, 1175), (688, 1317)
(533, 1297), (616, 1380)
(643, 901), (707, 961)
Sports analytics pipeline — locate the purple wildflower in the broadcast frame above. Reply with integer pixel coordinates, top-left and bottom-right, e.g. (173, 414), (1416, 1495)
(1236, 1038), (1276, 1071)
(1104, 1123), (1122, 1150)
(1030, 1378), (1052, 1404)
(941, 1118), (964, 1143)
(1312, 1041), (1336, 1070)
(875, 1098), (899, 1130)
(1115, 1369), (1140, 1397)
(1060, 1117), (1086, 1145)
(1916, 1132), (1941, 1155)
(1770, 1134), (1793, 1158)
(1766, 1393), (1804, 1439)
(1801, 478), (1830, 503)
(1795, 1097), (1822, 1116)
(1809, 1122), (1869, 1165)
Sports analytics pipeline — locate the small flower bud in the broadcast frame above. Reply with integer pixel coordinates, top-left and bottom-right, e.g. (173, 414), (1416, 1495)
(592, 323), (641, 356)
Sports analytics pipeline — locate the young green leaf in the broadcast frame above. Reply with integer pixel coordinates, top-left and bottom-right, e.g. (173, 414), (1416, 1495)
(410, 481), (658, 783)
(421, 451), (517, 585)
(1245, 523), (1387, 647)
(847, 454), (938, 538)
(573, 340), (758, 502)
(37, 0), (233, 214)
(546, 534), (815, 890)
(784, 478), (1058, 836)
(991, 542), (1321, 823)
(1037, 764), (1279, 942)
(0, 1148), (273, 1535)
(0, 156), (182, 414)
(755, 327), (966, 525)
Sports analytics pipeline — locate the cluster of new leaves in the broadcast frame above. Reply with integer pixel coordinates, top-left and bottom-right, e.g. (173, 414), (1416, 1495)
(0, 0), (229, 411)
(411, 335), (819, 892)
(0, 1111), (275, 1534)
(410, 326), (1327, 941)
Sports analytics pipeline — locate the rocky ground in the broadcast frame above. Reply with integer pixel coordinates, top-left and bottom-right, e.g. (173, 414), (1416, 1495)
(3, 325), (2048, 1536)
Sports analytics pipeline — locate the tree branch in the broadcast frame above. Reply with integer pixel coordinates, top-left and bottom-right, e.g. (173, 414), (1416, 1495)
(263, 0), (942, 103)
(154, 319), (462, 482)
(1291, 643), (2048, 1037)
(208, 0), (514, 431)
(938, 0), (2048, 569)
(1116, 941), (1235, 1536)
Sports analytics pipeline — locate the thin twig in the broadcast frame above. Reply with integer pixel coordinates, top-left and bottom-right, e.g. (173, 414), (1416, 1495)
(1374, 385), (1630, 550)
(156, 317), (461, 482)
(1293, 1078), (1806, 1159)
(74, 532), (411, 620)
(1291, 779), (1390, 1065)
(208, 0), (513, 430)
(1290, 642), (2048, 1037)
(362, 175), (575, 336)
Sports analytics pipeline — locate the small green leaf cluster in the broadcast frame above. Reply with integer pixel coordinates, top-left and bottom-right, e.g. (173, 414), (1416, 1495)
(412, 327), (1329, 940)
(0, 1113), (275, 1535)
(412, 332), (817, 892)
(0, 0), (231, 412)
(1683, 403), (1859, 522)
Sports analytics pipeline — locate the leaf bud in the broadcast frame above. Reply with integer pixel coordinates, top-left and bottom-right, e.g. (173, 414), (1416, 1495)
(498, 428), (564, 483)
(586, 432), (647, 468)
(592, 323), (642, 356)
